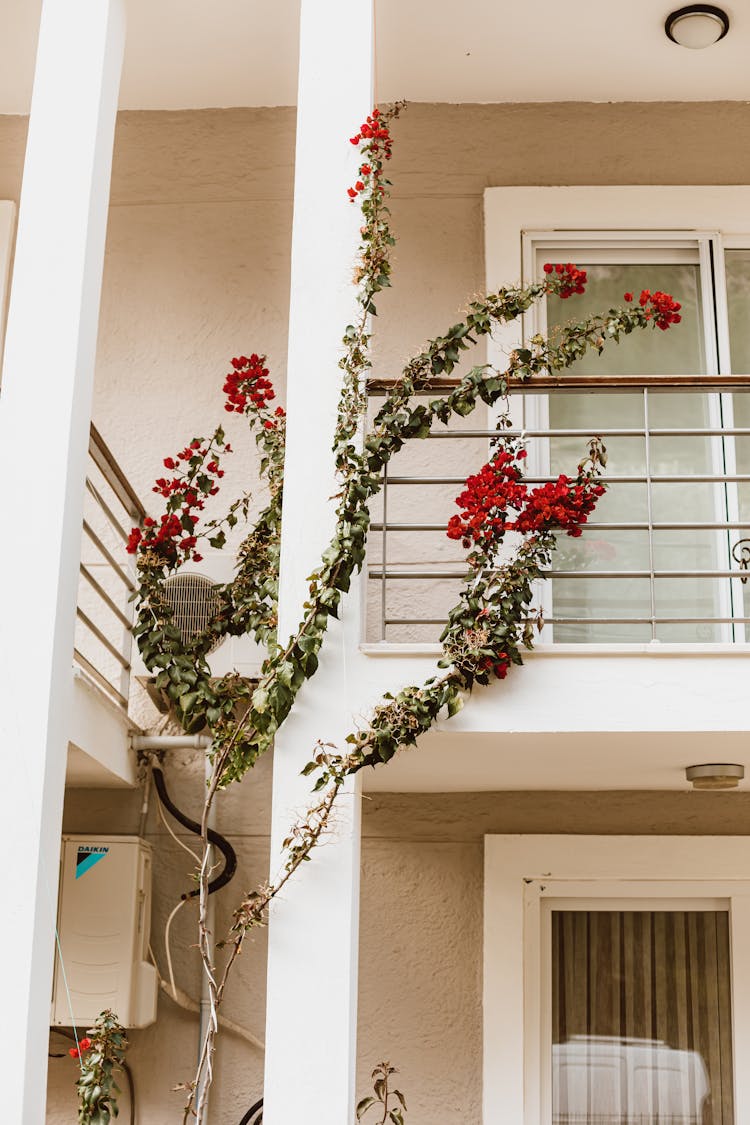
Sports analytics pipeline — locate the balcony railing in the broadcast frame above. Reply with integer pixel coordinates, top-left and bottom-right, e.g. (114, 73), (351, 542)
(75, 425), (145, 709)
(366, 378), (750, 645)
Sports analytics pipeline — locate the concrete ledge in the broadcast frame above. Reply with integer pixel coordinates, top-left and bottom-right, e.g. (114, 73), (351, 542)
(67, 667), (139, 788)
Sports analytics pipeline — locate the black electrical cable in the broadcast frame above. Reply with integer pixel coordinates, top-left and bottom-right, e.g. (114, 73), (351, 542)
(238, 1097), (264, 1125)
(121, 1059), (136, 1125)
(152, 766), (237, 897)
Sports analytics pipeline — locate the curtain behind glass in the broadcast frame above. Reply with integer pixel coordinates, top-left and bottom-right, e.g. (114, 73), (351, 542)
(552, 910), (733, 1124)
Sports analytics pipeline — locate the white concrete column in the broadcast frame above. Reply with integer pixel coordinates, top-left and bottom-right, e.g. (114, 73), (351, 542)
(263, 1), (373, 1121)
(0, 1), (125, 1119)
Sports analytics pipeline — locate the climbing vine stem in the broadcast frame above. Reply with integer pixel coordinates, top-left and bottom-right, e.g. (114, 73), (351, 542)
(126, 104), (681, 1123)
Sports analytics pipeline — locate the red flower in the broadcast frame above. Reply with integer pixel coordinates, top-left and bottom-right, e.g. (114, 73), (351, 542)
(126, 527), (142, 554)
(79, 1038), (92, 1051)
(163, 457), (175, 469)
(545, 263), (587, 299)
(624, 292), (633, 302)
(639, 289), (682, 330)
(347, 187), (357, 199)
(69, 1047), (79, 1059)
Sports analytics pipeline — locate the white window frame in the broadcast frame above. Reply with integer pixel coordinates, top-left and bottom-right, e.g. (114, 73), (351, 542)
(483, 185), (750, 383)
(483, 186), (750, 646)
(483, 834), (750, 1125)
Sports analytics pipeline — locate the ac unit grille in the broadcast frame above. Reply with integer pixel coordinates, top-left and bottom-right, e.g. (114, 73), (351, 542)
(163, 573), (222, 652)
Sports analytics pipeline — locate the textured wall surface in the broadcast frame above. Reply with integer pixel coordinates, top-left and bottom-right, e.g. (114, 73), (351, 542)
(2, 101), (749, 1121)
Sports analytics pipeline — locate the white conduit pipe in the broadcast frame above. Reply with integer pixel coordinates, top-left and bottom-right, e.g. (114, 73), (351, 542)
(132, 731), (229, 1119)
(195, 748), (216, 1121)
(131, 734), (212, 752)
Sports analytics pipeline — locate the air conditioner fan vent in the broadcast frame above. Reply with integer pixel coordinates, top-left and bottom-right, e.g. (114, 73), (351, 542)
(162, 573), (223, 653)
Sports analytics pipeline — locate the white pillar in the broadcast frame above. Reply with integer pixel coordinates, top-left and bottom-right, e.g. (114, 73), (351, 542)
(263, 1), (373, 1121)
(0, 2), (125, 1119)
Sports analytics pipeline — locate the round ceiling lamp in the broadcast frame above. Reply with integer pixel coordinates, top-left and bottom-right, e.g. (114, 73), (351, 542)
(665, 5), (730, 49)
(686, 763), (744, 790)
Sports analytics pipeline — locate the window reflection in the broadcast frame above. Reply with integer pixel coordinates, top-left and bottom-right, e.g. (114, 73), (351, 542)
(552, 911), (733, 1124)
(554, 1035), (709, 1123)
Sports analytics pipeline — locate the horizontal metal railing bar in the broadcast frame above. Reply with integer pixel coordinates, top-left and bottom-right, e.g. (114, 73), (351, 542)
(85, 476), (130, 544)
(82, 520), (136, 592)
(73, 648), (128, 709)
(79, 564), (133, 630)
(370, 568), (750, 580)
(383, 474), (750, 485)
(89, 424), (146, 523)
(417, 427), (750, 439)
(368, 375), (750, 393)
(384, 621), (750, 630)
(76, 608), (132, 670)
(371, 521), (750, 532)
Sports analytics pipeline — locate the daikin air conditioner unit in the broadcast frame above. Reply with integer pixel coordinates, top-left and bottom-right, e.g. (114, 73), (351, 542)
(51, 836), (158, 1029)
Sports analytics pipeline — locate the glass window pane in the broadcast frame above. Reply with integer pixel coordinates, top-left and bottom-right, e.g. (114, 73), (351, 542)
(543, 390), (728, 642)
(545, 263), (706, 377)
(725, 251), (750, 374)
(552, 910), (734, 1124)
(729, 391), (750, 640)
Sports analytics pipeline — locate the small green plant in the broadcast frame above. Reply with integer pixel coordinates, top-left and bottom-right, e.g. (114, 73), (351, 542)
(71, 1010), (128, 1125)
(356, 1062), (407, 1125)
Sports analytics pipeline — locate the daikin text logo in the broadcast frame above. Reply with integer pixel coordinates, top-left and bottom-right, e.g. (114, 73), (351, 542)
(75, 845), (109, 879)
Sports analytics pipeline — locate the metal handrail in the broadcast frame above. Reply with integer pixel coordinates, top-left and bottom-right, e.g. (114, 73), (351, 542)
(89, 423), (145, 522)
(367, 374), (750, 393)
(367, 381), (750, 643)
(74, 425), (144, 709)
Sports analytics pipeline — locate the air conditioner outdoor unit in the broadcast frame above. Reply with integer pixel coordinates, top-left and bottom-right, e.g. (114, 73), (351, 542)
(51, 835), (158, 1029)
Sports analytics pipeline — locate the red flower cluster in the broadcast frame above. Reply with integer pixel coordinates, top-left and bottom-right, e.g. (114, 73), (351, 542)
(513, 476), (604, 537)
(128, 353), (283, 566)
(127, 511), (202, 565)
(347, 108), (392, 201)
(477, 653), (510, 680)
(447, 446), (604, 550)
(224, 354), (276, 414)
(127, 439), (231, 564)
(447, 448), (527, 549)
(543, 262), (587, 299)
(636, 288), (682, 331)
(69, 1037), (92, 1059)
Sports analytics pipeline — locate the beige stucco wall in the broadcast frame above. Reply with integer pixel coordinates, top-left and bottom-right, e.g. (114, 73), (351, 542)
(2, 100), (750, 1120)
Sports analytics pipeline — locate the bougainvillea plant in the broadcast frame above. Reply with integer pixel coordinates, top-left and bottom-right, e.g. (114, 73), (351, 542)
(71, 1010), (128, 1125)
(124, 102), (681, 1122)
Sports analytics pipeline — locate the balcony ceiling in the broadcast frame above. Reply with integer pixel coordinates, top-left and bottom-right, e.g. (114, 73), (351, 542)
(1, 1), (749, 115)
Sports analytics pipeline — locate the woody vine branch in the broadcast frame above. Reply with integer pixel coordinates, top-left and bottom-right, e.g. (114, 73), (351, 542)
(125, 102), (681, 1122)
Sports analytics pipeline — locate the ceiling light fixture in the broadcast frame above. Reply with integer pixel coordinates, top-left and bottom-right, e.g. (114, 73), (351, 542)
(665, 5), (730, 49)
(686, 763), (744, 790)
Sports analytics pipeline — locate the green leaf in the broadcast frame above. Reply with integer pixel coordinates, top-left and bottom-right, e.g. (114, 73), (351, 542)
(446, 692), (464, 718)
